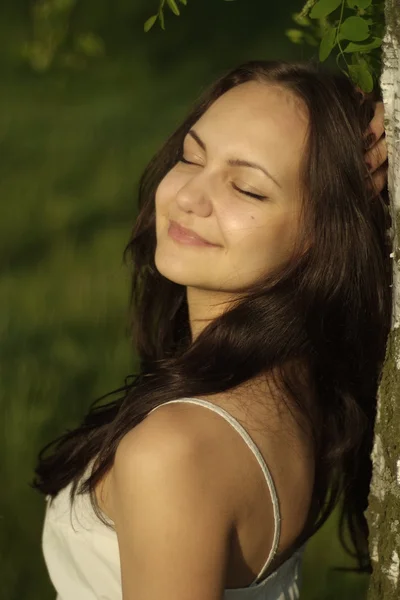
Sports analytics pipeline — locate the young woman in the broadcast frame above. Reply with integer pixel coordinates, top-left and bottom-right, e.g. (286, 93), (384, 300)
(33, 59), (390, 600)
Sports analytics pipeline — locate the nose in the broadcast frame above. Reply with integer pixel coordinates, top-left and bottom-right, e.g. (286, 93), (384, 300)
(175, 171), (214, 217)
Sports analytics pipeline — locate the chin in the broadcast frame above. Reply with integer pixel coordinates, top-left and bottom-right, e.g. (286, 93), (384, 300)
(154, 253), (191, 286)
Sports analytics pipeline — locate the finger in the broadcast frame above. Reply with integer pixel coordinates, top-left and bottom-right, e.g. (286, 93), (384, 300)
(364, 135), (388, 172)
(355, 86), (366, 103)
(364, 101), (385, 146)
(365, 161), (388, 197)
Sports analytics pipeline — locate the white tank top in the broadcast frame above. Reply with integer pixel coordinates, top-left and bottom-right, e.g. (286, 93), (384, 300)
(42, 397), (306, 599)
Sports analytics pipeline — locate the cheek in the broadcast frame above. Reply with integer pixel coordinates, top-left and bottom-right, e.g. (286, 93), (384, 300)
(247, 214), (297, 264)
(155, 176), (171, 212)
(155, 171), (187, 239)
(267, 213), (299, 259)
(155, 169), (183, 210)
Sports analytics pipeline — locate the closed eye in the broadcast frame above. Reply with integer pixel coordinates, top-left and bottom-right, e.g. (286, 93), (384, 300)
(178, 158), (267, 200)
(231, 183), (267, 200)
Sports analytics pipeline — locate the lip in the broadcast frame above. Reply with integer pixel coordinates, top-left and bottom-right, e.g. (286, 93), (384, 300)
(168, 220), (219, 247)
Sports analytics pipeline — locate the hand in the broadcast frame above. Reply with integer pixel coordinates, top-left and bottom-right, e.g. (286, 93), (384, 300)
(363, 101), (388, 197)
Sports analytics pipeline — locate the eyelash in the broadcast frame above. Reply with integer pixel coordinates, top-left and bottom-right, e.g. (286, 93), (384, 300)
(178, 157), (267, 201)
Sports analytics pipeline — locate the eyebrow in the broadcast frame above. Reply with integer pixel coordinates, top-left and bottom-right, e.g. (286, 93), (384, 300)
(187, 129), (282, 190)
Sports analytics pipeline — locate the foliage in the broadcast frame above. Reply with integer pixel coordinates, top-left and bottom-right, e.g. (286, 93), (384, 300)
(22, 0), (386, 92)
(22, 0), (105, 71)
(144, 0), (187, 32)
(144, 0), (235, 32)
(285, 0), (385, 92)
(144, 0), (385, 93)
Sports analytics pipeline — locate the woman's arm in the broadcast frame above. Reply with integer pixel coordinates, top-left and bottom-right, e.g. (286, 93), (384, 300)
(111, 417), (236, 600)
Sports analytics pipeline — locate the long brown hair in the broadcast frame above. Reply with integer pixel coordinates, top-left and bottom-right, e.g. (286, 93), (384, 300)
(31, 59), (392, 572)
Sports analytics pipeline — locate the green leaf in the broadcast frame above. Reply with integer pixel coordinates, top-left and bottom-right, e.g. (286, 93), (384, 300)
(346, 0), (372, 8)
(178, 0), (187, 4)
(319, 26), (337, 61)
(304, 32), (320, 46)
(348, 62), (373, 92)
(286, 29), (304, 44)
(74, 32), (105, 57)
(144, 14), (158, 32)
(343, 36), (382, 52)
(310, 0), (342, 19)
(166, 0), (180, 15)
(159, 8), (165, 30)
(339, 16), (370, 41)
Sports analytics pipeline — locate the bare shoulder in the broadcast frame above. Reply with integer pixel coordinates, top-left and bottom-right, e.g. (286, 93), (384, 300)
(115, 400), (226, 465)
(109, 403), (236, 599)
(113, 403), (239, 502)
(111, 401), (240, 523)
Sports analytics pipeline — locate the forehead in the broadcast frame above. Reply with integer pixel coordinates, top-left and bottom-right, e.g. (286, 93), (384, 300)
(193, 81), (309, 189)
(200, 81), (308, 136)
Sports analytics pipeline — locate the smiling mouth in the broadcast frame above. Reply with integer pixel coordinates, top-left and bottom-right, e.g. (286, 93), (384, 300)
(168, 222), (219, 247)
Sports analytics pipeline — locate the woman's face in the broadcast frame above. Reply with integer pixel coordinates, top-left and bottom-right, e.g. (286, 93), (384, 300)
(155, 80), (308, 300)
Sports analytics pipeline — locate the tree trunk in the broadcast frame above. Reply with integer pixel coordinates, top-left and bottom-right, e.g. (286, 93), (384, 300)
(366, 2), (400, 599)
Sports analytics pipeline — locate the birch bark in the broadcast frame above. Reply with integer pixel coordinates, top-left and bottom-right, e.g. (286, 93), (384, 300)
(366, 2), (400, 599)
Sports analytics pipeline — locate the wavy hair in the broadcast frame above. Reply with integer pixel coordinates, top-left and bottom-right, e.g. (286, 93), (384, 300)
(31, 59), (393, 573)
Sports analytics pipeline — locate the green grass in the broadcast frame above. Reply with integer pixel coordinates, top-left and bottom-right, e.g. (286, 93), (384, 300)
(0, 30), (368, 600)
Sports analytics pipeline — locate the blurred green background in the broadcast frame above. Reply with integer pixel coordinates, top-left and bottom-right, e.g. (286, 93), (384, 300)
(0, 1), (370, 598)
